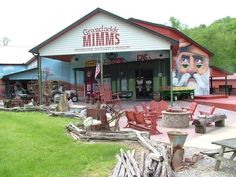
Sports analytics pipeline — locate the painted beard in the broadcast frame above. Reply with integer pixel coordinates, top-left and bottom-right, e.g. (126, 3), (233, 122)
(176, 72), (209, 95)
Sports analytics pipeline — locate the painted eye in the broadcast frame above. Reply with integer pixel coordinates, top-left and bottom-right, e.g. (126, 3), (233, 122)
(181, 55), (190, 63)
(193, 55), (203, 64)
(193, 55), (204, 69)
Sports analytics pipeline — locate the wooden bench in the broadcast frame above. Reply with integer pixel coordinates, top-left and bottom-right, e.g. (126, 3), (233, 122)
(192, 113), (226, 134)
(201, 148), (235, 158)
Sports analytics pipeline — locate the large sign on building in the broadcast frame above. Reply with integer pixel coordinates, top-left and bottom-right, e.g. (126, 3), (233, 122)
(83, 26), (120, 47)
(39, 13), (171, 56)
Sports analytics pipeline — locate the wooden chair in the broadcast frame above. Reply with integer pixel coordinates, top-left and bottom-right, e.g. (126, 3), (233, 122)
(199, 106), (216, 116)
(133, 104), (139, 113)
(141, 102), (149, 114)
(134, 112), (162, 135)
(159, 100), (168, 112)
(124, 111), (136, 128)
(149, 100), (162, 118)
(134, 111), (150, 126)
(86, 108), (110, 131)
(182, 102), (198, 121)
(98, 83), (121, 110)
(149, 100), (158, 112)
(149, 100), (168, 119)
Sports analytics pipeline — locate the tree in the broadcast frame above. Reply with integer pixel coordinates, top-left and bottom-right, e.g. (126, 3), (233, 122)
(0, 37), (11, 46)
(169, 17), (188, 31)
(183, 17), (236, 72)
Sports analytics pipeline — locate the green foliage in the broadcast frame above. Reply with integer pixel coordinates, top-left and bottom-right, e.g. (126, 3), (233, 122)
(182, 16), (236, 72)
(0, 111), (125, 177)
(169, 17), (188, 31)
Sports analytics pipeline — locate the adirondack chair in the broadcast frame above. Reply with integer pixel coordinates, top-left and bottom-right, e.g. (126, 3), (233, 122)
(98, 83), (121, 110)
(134, 111), (162, 135)
(159, 100), (168, 112)
(182, 102), (198, 120)
(141, 102), (149, 114)
(149, 100), (158, 111)
(140, 102), (155, 119)
(149, 100), (168, 119)
(149, 100), (161, 115)
(124, 110), (161, 135)
(124, 110), (136, 128)
(133, 104), (139, 113)
(199, 105), (216, 126)
(86, 108), (110, 131)
(199, 105), (216, 116)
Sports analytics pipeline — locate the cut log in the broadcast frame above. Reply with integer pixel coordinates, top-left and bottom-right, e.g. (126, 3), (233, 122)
(79, 131), (140, 141)
(193, 114), (226, 133)
(67, 123), (144, 141)
(135, 130), (162, 159)
(119, 151), (133, 177)
(66, 123), (86, 134)
(149, 161), (158, 174)
(112, 154), (123, 177)
(154, 162), (162, 177)
(158, 144), (173, 177)
(161, 162), (167, 177)
(139, 151), (145, 176)
(120, 149), (136, 177)
(150, 152), (164, 162)
(144, 155), (152, 177)
(193, 114), (226, 126)
(127, 150), (141, 177)
(69, 132), (80, 140)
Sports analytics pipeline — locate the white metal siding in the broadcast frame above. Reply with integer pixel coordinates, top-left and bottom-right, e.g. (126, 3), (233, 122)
(39, 13), (171, 56)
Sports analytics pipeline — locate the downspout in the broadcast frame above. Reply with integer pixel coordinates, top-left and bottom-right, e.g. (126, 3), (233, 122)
(34, 53), (43, 105)
(74, 69), (77, 96)
(225, 75), (228, 95)
(169, 48), (173, 107)
(100, 53), (103, 83)
(210, 76), (213, 94)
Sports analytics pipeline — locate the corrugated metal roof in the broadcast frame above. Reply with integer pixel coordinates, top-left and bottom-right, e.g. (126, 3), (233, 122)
(2, 67), (38, 80)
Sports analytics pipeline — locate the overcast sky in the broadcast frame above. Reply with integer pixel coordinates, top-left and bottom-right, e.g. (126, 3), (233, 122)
(0, 0), (235, 63)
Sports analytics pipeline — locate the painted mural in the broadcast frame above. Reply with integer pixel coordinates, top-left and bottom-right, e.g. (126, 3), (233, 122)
(172, 39), (209, 95)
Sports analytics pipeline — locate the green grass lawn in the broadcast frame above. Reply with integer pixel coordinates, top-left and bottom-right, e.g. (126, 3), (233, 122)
(0, 111), (125, 177)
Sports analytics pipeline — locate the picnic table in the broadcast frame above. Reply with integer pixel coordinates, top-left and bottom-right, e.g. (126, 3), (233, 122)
(212, 138), (236, 171)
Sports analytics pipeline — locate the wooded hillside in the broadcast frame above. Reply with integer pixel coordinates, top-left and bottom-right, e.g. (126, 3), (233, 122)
(170, 17), (236, 72)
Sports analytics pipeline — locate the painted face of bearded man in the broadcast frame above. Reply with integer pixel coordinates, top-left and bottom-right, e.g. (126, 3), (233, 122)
(173, 44), (209, 95)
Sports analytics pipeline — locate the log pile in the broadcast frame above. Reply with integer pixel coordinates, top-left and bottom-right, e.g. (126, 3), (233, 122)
(111, 131), (174, 177)
(66, 124), (203, 176)
(66, 123), (149, 141)
(0, 105), (48, 112)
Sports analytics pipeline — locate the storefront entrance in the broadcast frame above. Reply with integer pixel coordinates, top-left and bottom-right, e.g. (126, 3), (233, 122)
(135, 69), (153, 100)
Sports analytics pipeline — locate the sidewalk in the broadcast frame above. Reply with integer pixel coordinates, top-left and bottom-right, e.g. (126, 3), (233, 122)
(118, 100), (236, 150)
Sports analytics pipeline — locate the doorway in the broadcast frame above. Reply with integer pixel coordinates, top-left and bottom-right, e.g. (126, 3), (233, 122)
(135, 69), (153, 100)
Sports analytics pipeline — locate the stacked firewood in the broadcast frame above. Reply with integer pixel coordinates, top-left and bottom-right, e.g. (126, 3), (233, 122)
(66, 123), (149, 141)
(111, 131), (174, 177)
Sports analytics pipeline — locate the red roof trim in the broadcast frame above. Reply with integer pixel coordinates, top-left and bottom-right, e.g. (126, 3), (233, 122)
(210, 66), (233, 77)
(129, 18), (214, 57)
